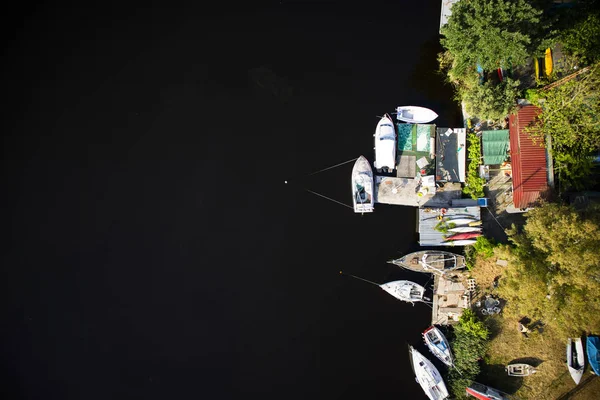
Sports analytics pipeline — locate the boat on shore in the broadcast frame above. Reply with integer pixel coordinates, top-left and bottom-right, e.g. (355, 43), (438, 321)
(445, 232), (482, 241)
(445, 217), (479, 226)
(380, 280), (427, 305)
(395, 106), (438, 124)
(423, 326), (454, 367)
(545, 48), (553, 77)
(567, 337), (585, 384)
(351, 156), (374, 213)
(388, 250), (466, 274)
(466, 382), (509, 399)
(448, 227), (481, 233)
(443, 239), (476, 246)
(506, 363), (537, 377)
(587, 336), (600, 375)
(373, 114), (396, 174)
(409, 345), (449, 400)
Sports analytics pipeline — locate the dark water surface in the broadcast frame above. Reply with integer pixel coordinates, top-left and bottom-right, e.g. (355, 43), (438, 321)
(2, 2), (461, 399)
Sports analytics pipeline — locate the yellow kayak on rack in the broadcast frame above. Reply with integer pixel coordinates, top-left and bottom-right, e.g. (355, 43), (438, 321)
(545, 48), (553, 77)
(534, 58), (540, 80)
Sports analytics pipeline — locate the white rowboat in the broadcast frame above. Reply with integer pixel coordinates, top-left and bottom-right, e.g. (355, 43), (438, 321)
(395, 106), (438, 124)
(567, 338), (585, 384)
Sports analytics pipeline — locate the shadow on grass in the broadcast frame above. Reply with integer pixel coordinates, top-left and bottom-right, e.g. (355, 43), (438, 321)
(508, 357), (544, 368)
(478, 363), (523, 395)
(484, 314), (503, 340)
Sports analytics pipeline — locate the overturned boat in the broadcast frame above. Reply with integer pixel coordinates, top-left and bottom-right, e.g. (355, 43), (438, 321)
(389, 250), (466, 275)
(380, 280), (427, 305)
(395, 106), (438, 124)
(423, 326), (454, 367)
(409, 345), (449, 400)
(567, 337), (585, 384)
(351, 155), (374, 213)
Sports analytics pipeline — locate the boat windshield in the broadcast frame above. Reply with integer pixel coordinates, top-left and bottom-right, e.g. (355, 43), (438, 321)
(379, 134), (395, 140)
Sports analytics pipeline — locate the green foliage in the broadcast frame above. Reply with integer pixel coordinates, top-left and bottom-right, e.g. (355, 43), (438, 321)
(441, 0), (545, 77)
(473, 236), (496, 258)
(463, 133), (486, 199)
(498, 203), (600, 336)
(448, 310), (490, 399)
(529, 64), (600, 191)
(462, 78), (522, 121)
(560, 11), (600, 64)
(435, 221), (457, 233)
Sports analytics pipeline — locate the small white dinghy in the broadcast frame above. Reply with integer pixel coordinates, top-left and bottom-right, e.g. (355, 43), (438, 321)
(423, 326), (454, 367)
(351, 156), (374, 213)
(380, 280), (427, 305)
(506, 363), (537, 377)
(567, 338), (585, 384)
(395, 106), (438, 124)
(409, 345), (449, 400)
(373, 114), (396, 173)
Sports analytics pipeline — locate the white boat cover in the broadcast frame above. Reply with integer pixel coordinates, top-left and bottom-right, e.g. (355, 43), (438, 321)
(410, 346), (449, 400)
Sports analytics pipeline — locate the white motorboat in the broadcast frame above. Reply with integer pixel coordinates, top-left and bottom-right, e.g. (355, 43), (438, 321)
(351, 156), (374, 213)
(373, 114), (396, 173)
(423, 326), (454, 367)
(380, 280), (427, 305)
(567, 338), (585, 384)
(506, 363), (537, 377)
(409, 345), (449, 400)
(395, 106), (438, 124)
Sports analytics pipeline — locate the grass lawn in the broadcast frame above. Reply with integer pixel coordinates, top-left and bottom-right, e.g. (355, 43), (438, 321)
(468, 253), (600, 399)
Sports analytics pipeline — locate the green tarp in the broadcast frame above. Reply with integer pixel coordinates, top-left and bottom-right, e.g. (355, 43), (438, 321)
(482, 129), (509, 165)
(397, 123), (414, 151)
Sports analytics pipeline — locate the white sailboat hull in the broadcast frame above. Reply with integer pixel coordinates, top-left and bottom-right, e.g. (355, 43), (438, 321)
(395, 106), (438, 124)
(380, 280), (426, 304)
(409, 346), (449, 400)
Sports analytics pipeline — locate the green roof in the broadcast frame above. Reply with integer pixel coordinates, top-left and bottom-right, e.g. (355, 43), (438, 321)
(482, 129), (509, 165)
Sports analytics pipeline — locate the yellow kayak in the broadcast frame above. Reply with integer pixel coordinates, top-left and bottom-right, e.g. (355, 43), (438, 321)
(545, 48), (553, 77)
(534, 58), (540, 80)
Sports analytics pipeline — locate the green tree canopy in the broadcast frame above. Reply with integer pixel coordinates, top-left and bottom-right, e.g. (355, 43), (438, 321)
(498, 203), (600, 336)
(441, 0), (545, 77)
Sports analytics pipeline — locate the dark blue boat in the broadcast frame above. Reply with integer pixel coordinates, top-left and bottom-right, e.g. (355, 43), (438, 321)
(587, 336), (600, 375)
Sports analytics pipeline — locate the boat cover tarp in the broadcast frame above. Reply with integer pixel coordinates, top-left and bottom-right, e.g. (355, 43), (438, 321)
(482, 129), (509, 165)
(397, 123), (414, 151)
(587, 336), (600, 375)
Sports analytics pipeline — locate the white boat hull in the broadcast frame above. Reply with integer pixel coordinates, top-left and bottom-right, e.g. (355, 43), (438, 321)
(448, 227), (482, 233)
(423, 326), (454, 367)
(351, 155), (374, 213)
(373, 114), (396, 173)
(396, 106), (438, 124)
(380, 280), (426, 304)
(567, 338), (585, 384)
(409, 346), (449, 400)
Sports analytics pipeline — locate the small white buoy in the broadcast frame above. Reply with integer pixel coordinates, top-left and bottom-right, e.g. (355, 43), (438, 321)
(284, 181), (288, 184)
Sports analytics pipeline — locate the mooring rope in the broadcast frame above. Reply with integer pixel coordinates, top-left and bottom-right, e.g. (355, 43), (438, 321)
(305, 157), (358, 177)
(304, 189), (354, 210)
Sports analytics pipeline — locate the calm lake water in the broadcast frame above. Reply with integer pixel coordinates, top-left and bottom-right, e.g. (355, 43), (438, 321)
(3, 2), (461, 399)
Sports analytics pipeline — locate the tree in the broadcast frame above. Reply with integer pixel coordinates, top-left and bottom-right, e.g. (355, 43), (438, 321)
(498, 203), (600, 336)
(441, 0), (545, 78)
(461, 77), (521, 121)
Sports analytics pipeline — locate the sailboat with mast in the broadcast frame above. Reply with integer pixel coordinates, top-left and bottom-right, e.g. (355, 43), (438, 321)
(389, 250), (466, 275)
(340, 272), (429, 305)
(409, 345), (449, 400)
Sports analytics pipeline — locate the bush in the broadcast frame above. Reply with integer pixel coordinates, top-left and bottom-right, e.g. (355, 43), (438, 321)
(462, 78), (521, 121)
(463, 132), (485, 199)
